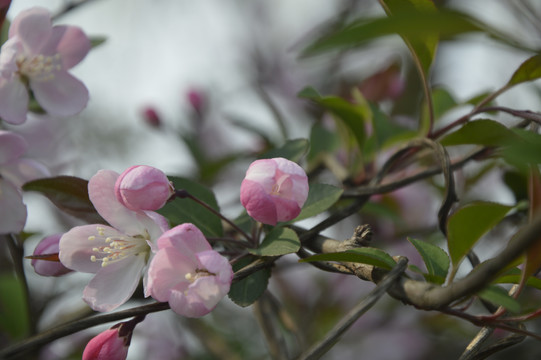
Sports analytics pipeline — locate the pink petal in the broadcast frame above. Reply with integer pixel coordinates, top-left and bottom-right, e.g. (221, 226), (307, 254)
(32, 233), (72, 276)
(30, 71), (88, 117)
(240, 180), (277, 225)
(156, 223), (211, 254)
(147, 247), (195, 301)
(9, 7), (52, 54)
(46, 25), (90, 69)
(272, 196), (302, 223)
(0, 179), (26, 233)
(0, 130), (27, 164)
(0, 76), (29, 125)
(197, 250), (233, 285)
(59, 224), (119, 273)
(88, 170), (162, 236)
(1, 158), (50, 187)
(83, 254), (147, 312)
(82, 328), (128, 360)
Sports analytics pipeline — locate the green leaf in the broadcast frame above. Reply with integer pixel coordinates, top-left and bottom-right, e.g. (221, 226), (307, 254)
(22, 176), (105, 223)
(431, 88), (458, 121)
(477, 285), (521, 314)
(447, 202), (513, 266)
(301, 9), (481, 57)
(299, 88), (368, 152)
(307, 122), (341, 162)
(370, 103), (411, 149)
(90, 36), (107, 49)
(260, 138), (309, 163)
(158, 176), (223, 237)
(495, 268), (541, 291)
(293, 183), (343, 222)
(300, 247), (396, 270)
(408, 238), (449, 284)
(502, 129), (541, 169)
(228, 257), (271, 307)
(439, 119), (518, 147)
(249, 227), (300, 256)
(380, 0), (438, 73)
(507, 54), (541, 87)
(0, 275), (30, 340)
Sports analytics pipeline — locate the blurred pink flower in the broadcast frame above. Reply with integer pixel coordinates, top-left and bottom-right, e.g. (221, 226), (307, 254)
(0, 7), (90, 124)
(31, 233), (72, 276)
(59, 169), (169, 312)
(240, 157), (309, 225)
(115, 165), (174, 211)
(141, 106), (161, 128)
(0, 130), (49, 233)
(146, 223), (233, 317)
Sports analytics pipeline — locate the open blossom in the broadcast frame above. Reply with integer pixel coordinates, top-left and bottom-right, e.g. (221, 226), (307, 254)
(240, 157), (309, 225)
(0, 7), (90, 124)
(0, 130), (49, 233)
(146, 223), (233, 318)
(31, 233), (72, 276)
(114, 165), (174, 211)
(59, 169), (169, 312)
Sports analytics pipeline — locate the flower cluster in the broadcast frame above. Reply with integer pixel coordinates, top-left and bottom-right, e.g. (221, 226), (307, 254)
(58, 166), (233, 317)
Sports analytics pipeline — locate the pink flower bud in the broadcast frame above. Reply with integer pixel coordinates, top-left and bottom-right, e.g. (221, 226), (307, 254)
(240, 157), (309, 225)
(115, 165), (174, 211)
(82, 316), (144, 360)
(186, 89), (205, 115)
(31, 234), (72, 277)
(83, 328), (128, 360)
(141, 106), (161, 128)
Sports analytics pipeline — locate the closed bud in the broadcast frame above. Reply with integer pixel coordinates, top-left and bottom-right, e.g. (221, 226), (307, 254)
(115, 165), (174, 211)
(240, 157), (309, 225)
(31, 234), (72, 277)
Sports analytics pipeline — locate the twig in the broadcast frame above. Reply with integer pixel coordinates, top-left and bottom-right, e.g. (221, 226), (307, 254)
(297, 257), (408, 360)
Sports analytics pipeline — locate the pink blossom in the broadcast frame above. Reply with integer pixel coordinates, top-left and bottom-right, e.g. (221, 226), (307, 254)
(82, 316), (144, 360)
(240, 157), (309, 225)
(114, 165), (174, 211)
(31, 233), (72, 276)
(146, 223), (233, 318)
(0, 7), (90, 125)
(59, 170), (169, 312)
(141, 106), (161, 128)
(0, 130), (49, 233)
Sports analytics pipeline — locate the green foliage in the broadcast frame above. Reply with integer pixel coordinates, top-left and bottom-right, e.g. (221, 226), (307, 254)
(293, 183), (343, 222)
(447, 202), (513, 267)
(248, 227), (300, 256)
(301, 8), (481, 58)
(0, 275), (29, 340)
(307, 122), (341, 162)
(507, 54), (541, 87)
(496, 268), (541, 291)
(260, 138), (309, 163)
(299, 87), (368, 152)
(439, 119), (518, 147)
(228, 257), (271, 307)
(300, 247), (396, 270)
(22, 176), (105, 224)
(90, 36), (107, 48)
(477, 285), (521, 314)
(158, 176), (223, 237)
(408, 238), (449, 284)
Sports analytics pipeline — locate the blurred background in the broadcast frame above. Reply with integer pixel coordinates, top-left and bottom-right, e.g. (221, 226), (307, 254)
(3, 0), (541, 359)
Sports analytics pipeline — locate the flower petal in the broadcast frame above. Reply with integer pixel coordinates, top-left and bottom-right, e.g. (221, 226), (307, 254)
(0, 76), (29, 125)
(88, 170), (162, 236)
(30, 71), (88, 117)
(146, 246), (195, 301)
(1, 158), (50, 187)
(0, 179), (26, 233)
(83, 254), (146, 312)
(59, 224), (120, 273)
(9, 7), (52, 54)
(44, 25), (90, 68)
(156, 223), (211, 254)
(0, 130), (27, 164)
(240, 180), (277, 225)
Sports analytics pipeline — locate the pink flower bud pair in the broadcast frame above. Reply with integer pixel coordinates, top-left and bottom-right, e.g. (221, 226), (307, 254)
(240, 157), (309, 225)
(114, 165), (174, 211)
